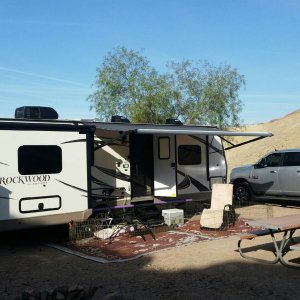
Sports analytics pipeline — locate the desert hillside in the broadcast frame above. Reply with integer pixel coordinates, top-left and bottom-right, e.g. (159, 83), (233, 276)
(226, 109), (300, 177)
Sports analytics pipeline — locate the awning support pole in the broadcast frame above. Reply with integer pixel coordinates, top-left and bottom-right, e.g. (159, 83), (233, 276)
(224, 136), (267, 151)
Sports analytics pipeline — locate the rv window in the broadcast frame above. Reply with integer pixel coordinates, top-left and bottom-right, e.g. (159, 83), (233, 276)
(158, 137), (170, 159)
(178, 145), (201, 165)
(18, 145), (62, 175)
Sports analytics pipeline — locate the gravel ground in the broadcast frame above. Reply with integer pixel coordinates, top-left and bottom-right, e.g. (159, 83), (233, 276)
(1, 205), (300, 299)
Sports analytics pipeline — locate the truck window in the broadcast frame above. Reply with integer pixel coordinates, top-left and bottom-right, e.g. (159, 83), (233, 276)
(18, 145), (62, 175)
(282, 152), (300, 167)
(264, 153), (282, 167)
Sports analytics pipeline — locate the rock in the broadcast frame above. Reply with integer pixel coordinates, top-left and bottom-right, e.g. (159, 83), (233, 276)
(12, 285), (125, 300)
(56, 286), (68, 296)
(40, 291), (48, 300)
(21, 292), (29, 300)
(78, 289), (89, 299)
(55, 291), (65, 300)
(66, 290), (81, 300)
(90, 287), (106, 300)
(68, 285), (79, 293)
(76, 285), (84, 292)
(103, 292), (123, 300)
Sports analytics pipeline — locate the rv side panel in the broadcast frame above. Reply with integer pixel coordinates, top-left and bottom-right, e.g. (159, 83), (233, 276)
(92, 129), (131, 203)
(0, 125), (92, 231)
(208, 135), (227, 186)
(176, 135), (209, 197)
(176, 135), (226, 200)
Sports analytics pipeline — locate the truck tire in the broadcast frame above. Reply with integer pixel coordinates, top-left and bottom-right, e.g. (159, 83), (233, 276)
(233, 182), (252, 206)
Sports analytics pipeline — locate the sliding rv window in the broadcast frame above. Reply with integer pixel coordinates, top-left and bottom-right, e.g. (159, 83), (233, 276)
(178, 145), (201, 165)
(158, 137), (170, 159)
(18, 145), (62, 175)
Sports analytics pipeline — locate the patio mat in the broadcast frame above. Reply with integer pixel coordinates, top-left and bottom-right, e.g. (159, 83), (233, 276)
(46, 219), (251, 263)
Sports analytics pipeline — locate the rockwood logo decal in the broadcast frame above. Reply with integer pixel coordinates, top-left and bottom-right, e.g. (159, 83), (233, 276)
(0, 175), (51, 186)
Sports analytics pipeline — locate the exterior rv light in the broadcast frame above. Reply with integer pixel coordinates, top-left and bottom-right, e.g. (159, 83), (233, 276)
(165, 118), (183, 125)
(111, 116), (130, 123)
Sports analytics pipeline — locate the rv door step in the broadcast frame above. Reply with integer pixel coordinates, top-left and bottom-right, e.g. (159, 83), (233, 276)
(131, 196), (154, 202)
(154, 198), (193, 205)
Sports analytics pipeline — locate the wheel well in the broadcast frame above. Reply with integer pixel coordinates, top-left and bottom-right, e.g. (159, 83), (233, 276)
(232, 178), (254, 195)
(232, 178), (248, 186)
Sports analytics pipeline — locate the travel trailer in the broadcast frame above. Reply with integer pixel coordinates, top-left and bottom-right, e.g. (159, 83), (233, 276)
(0, 107), (272, 231)
(83, 118), (272, 208)
(0, 117), (94, 231)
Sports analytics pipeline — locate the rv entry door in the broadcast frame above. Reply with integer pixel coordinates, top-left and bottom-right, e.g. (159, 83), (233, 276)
(153, 135), (177, 197)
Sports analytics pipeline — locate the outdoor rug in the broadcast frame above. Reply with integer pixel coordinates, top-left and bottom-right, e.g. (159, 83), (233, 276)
(46, 218), (252, 263)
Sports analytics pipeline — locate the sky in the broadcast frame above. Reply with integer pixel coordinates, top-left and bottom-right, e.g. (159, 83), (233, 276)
(0, 0), (299, 124)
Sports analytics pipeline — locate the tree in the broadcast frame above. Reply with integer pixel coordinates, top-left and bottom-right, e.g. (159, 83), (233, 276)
(87, 47), (177, 123)
(168, 60), (245, 128)
(88, 47), (245, 129)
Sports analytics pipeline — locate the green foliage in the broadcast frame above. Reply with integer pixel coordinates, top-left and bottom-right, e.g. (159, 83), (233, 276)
(168, 60), (245, 128)
(88, 47), (245, 129)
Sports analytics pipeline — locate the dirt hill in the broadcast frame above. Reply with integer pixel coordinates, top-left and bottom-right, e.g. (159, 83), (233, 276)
(225, 109), (300, 177)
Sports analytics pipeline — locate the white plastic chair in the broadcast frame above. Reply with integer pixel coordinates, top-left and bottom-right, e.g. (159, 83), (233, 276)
(200, 183), (234, 229)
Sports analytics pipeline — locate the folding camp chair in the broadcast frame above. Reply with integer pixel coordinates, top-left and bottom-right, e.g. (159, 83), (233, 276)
(200, 183), (235, 229)
(108, 208), (156, 243)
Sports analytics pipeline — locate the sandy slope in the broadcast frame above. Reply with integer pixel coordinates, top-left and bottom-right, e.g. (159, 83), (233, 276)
(226, 109), (300, 176)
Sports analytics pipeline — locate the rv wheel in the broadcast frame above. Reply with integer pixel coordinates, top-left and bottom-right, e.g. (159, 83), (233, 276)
(233, 182), (252, 207)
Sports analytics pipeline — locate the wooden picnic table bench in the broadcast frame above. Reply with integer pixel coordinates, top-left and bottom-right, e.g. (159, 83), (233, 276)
(238, 229), (280, 240)
(237, 214), (300, 268)
(237, 228), (281, 264)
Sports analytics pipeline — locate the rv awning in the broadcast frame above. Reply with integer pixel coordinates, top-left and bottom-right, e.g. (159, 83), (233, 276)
(87, 121), (272, 137)
(135, 128), (272, 137)
(87, 121), (272, 150)
(135, 128), (273, 150)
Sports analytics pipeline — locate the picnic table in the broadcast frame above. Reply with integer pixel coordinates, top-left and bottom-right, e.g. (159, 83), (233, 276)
(238, 213), (300, 268)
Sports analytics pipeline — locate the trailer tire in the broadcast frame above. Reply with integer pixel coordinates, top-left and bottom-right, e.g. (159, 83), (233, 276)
(233, 182), (252, 207)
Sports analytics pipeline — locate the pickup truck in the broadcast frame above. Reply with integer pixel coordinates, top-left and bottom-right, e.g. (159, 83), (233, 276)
(230, 149), (300, 205)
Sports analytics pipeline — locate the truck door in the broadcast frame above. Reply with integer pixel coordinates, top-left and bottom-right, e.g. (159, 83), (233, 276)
(251, 152), (282, 195)
(153, 135), (177, 197)
(278, 152), (300, 196)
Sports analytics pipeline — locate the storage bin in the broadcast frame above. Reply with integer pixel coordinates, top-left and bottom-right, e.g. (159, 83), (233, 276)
(162, 208), (184, 226)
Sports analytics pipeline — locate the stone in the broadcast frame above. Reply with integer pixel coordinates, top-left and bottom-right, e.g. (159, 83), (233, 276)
(40, 291), (48, 300)
(66, 290), (81, 300)
(90, 287), (106, 300)
(55, 291), (65, 300)
(21, 292), (29, 300)
(68, 285), (79, 293)
(103, 292), (123, 300)
(56, 286), (68, 296)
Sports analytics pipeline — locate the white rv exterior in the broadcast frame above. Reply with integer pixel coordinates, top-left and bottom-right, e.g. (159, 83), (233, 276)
(86, 120), (272, 206)
(0, 119), (94, 231)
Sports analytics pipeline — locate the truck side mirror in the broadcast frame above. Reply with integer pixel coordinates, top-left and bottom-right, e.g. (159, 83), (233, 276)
(255, 158), (266, 169)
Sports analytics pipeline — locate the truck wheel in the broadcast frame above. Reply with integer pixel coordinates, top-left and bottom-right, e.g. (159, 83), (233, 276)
(234, 182), (252, 206)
